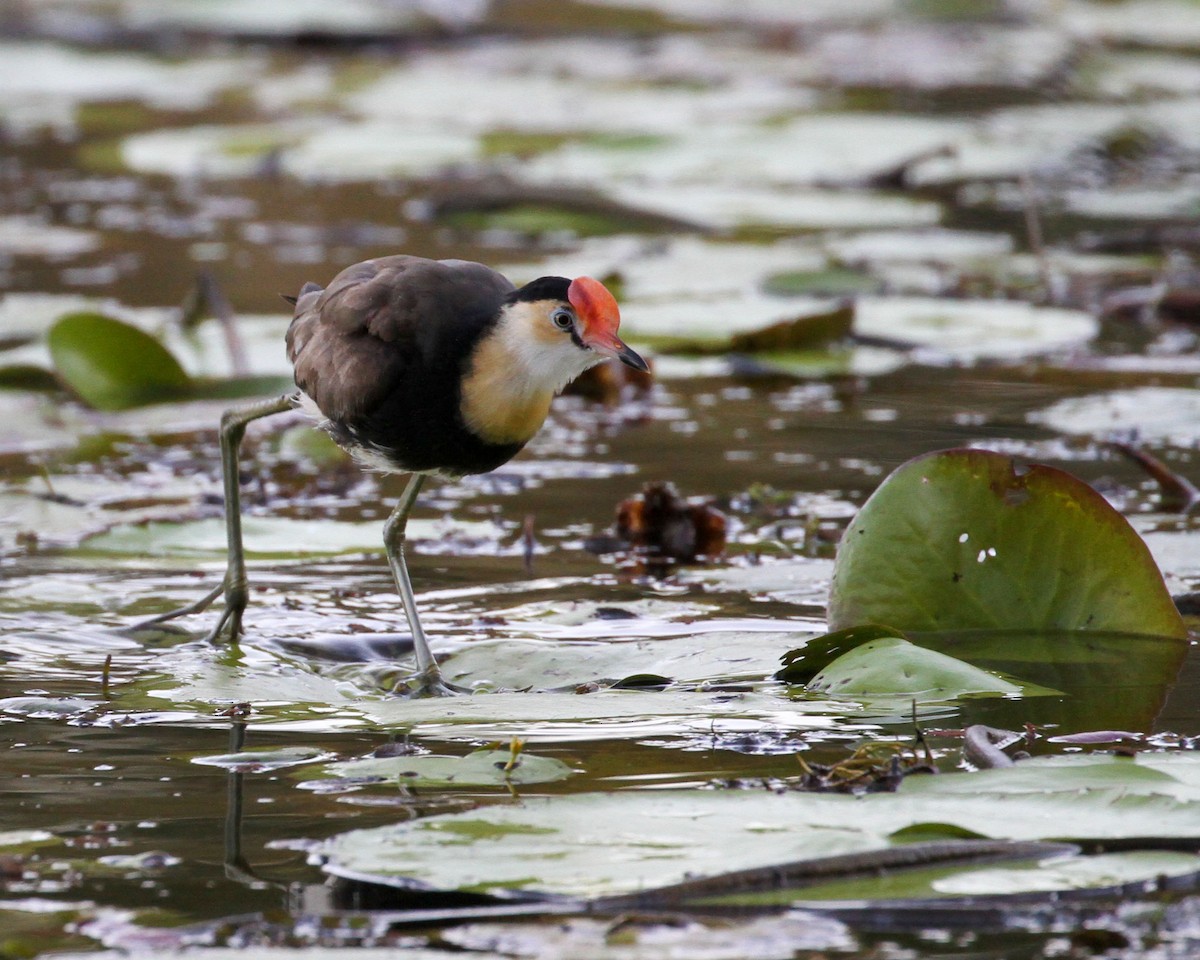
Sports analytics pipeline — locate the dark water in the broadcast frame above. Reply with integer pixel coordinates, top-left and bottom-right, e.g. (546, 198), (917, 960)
(3, 2), (1200, 956)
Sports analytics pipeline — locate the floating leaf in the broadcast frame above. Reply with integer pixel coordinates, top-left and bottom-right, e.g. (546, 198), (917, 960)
(318, 753), (1200, 901)
(807, 637), (1025, 701)
(323, 747), (574, 788)
(827, 448), (1187, 639)
(48, 312), (191, 411)
(930, 850), (1200, 896)
(440, 630), (800, 690)
(0, 829), (57, 850)
(1032, 386), (1200, 446)
(776, 624), (903, 684)
(0, 696), (96, 719)
(761, 268), (878, 297)
(190, 746), (333, 772)
(727, 303), (854, 353)
(853, 297), (1097, 361)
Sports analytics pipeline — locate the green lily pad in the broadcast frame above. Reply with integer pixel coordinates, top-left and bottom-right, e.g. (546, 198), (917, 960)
(190, 746), (333, 772)
(761, 268), (878, 297)
(323, 747), (574, 788)
(807, 636), (1024, 701)
(317, 753), (1200, 901)
(827, 448), (1187, 639)
(776, 624), (903, 684)
(48, 312), (191, 411)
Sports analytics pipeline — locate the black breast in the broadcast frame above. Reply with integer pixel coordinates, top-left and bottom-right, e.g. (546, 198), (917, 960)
(286, 255), (524, 477)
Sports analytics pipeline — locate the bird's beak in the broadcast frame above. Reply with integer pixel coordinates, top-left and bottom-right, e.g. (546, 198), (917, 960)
(584, 329), (648, 372)
(610, 338), (650, 372)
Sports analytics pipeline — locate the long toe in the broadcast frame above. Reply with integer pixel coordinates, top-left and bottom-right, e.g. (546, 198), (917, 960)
(394, 665), (467, 698)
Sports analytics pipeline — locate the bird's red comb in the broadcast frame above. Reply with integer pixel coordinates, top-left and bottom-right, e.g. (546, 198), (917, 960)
(567, 276), (620, 333)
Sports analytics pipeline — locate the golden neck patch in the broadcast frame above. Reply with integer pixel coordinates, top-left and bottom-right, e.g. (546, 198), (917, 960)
(459, 301), (562, 445)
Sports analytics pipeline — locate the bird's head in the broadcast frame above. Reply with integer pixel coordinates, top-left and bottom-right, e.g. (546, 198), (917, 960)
(500, 275), (647, 392)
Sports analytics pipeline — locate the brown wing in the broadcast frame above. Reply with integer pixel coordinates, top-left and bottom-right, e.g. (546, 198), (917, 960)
(285, 255), (515, 424)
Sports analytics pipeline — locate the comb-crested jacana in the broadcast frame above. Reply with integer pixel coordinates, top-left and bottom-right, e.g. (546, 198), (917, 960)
(144, 255), (647, 695)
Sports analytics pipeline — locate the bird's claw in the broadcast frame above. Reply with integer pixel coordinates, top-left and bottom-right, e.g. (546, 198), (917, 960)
(131, 579), (246, 645)
(393, 664), (466, 698)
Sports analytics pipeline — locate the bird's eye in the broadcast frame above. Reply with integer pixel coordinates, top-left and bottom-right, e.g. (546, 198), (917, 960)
(551, 307), (574, 330)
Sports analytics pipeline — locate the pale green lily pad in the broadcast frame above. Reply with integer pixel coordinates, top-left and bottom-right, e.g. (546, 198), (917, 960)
(190, 746), (333, 772)
(439, 630), (801, 689)
(1063, 0), (1200, 52)
(50, 951), (498, 960)
(810, 24), (1072, 91)
(318, 753), (1200, 900)
(611, 183), (941, 231)
(324, 747), (574, 787)
(1082, 50), (1200, 99)
(117, 0), (457, 35)
(117, 119), (480, 180)
(808, 636), (1025, 700)
(1031, 386), (1200, 445)
(134, 645), (843, 744)
(0, 829), (56, 850)
(588, 0), (895, 29)
(1063, 184), (1200, 220)
(931, 850), (1200, 895)
(526, 114), (967, 189)
(83, 514), (508, 560)
(510, 236), (828, 302)
(0, 696), (97, 718)
(0, 491), (97, 553)
(0, 40), (259, 117)
(853, 296), (1096, 361)
(910, 97), (1200, 185)
(826, 229), (1013, 266)
(443, 914), (852, 959)
(344, 54), (797, 138)
(827, 448), (1186, 639)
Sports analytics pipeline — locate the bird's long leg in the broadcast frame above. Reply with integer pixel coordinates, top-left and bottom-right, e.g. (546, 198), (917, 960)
(137, 393), (296, 642)
(382, 474), (454, 695)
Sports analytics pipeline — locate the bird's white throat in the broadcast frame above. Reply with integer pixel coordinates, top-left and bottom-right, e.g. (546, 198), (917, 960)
(458, 300), (601, 446)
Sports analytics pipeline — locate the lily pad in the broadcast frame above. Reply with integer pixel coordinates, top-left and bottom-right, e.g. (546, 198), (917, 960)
(48, 312), (191, 411)
(776, 624), (903, 684)
(827, 448), (1187, 639)
(439, 629), (807, 690)
(322, 747), (574, 788)
(807, 636), (1025, 701)
(929, 850), (1200, 896)
(853, 296), (1097, 361)
(1031, 386), (1200, 446)
(317, 753), (1200, 901)
(190, 746), (333, 772)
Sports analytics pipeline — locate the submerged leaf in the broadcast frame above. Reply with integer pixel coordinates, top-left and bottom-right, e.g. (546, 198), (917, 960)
(48, 312), (191, 410)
